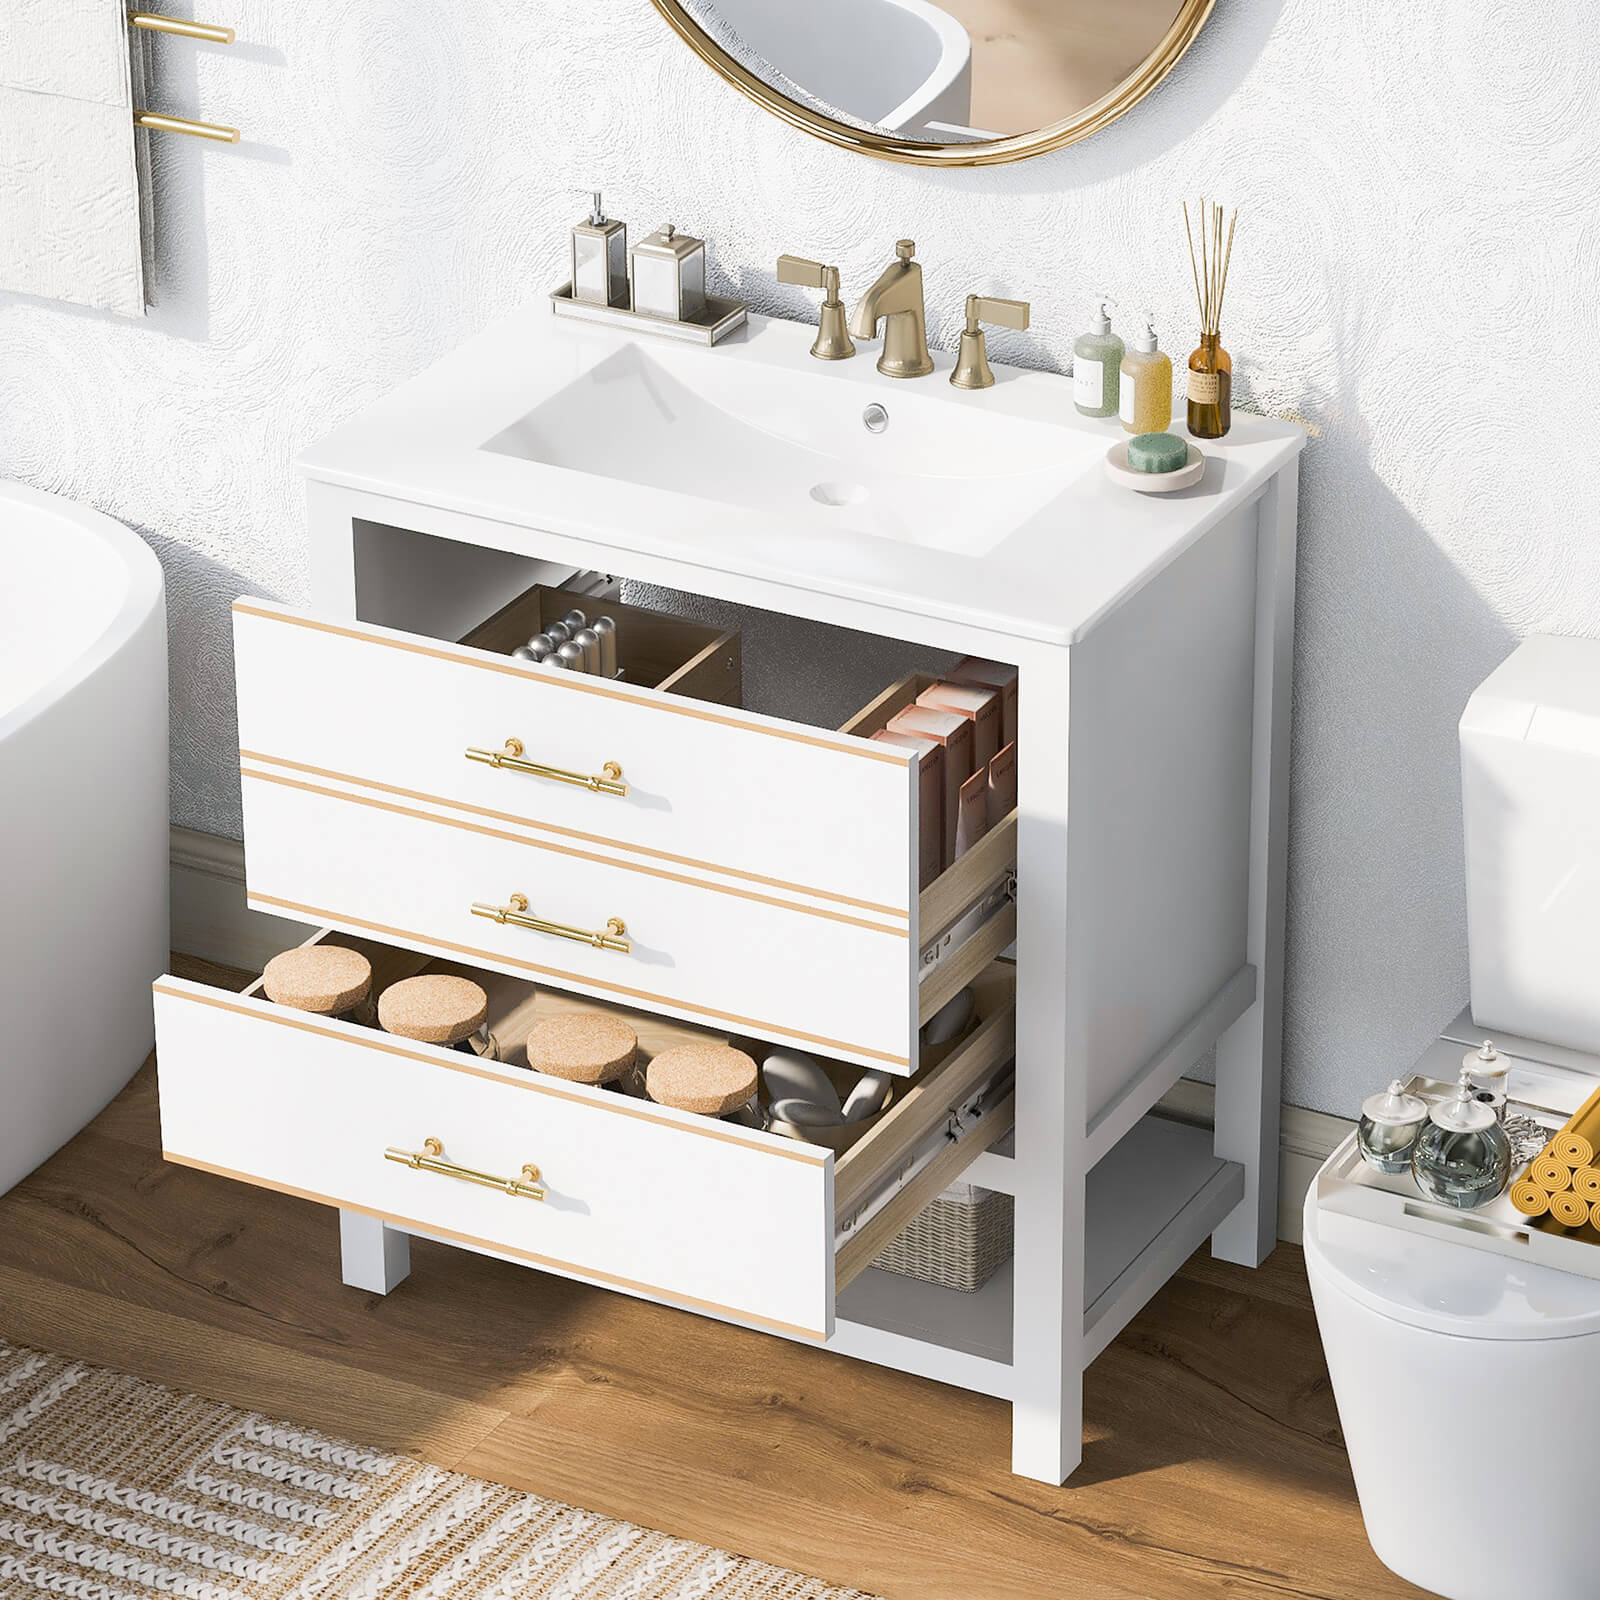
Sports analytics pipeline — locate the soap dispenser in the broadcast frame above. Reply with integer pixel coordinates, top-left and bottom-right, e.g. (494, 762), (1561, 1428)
(570, 191), (627, 308)
(630, 223), (707, 323)
(1073, 295), (1124, 418)
(1119, 311), (1173, 435)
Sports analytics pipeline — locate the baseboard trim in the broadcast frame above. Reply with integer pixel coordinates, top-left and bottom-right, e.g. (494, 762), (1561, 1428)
(170, 825), (313, 974)
(168, 826), (1349, 1242)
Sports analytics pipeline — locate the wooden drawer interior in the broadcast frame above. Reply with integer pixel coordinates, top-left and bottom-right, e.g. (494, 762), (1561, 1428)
(217, 928), (1016, 1295)
(459, 580), (742, 706)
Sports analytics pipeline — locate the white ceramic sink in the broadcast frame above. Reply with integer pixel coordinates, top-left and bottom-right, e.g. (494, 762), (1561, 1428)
(297, 305), (1305, 645)
(481, 340), (1097, 556)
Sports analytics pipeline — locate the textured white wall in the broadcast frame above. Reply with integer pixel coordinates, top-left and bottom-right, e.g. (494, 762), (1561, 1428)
(1, 0), (1591, 1116)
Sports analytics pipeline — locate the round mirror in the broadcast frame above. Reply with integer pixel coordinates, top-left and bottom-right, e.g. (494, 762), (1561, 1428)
(650, 0), (1216, 166)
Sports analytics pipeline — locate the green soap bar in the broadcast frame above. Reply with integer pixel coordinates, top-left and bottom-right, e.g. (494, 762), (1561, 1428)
(1128, 432), (1188, 474)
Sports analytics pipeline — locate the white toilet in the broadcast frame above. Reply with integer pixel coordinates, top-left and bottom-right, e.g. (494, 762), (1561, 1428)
(1308, 635), (1600, 1600)
(1305, 1188), (1600, 1600)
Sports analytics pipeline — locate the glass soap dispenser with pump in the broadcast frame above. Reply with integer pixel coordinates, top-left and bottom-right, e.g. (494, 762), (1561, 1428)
(1411, 1068), (1513, 1210)
(1073, 295), (1123, 418)
(1119, 312), (1172, 435)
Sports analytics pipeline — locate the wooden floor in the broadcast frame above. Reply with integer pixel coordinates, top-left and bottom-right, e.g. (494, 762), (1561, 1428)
(0, 956), (1423, 1600)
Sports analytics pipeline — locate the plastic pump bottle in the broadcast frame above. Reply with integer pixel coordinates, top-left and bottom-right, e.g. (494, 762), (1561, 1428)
(1119, 311), (1173, 435)
(1073, 295), (1124, 418)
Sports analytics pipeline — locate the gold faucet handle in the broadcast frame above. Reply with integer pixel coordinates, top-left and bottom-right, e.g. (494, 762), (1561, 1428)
(777, 255), (854, 361)
(965, 294), (1031, 333)
(951, 295), (1031, 390)
(777, 254), (840, 300)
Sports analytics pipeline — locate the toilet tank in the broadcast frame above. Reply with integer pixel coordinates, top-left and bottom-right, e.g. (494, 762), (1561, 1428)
(1461, 635), (1600, 1054)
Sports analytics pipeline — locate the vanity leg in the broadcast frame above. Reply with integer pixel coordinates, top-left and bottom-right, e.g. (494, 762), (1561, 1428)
(340, 1210), (411, 1294)
(1008, 650), (1086, 1484)
(1211, 469), (1299, 1266)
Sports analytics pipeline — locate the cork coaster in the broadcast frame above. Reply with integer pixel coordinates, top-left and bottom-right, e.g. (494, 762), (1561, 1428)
(262, 945), (372, 1015)
(646, 1043), (758, 1116)
(378, 974), (488, 1044)
(527, 1014), (638, 1084)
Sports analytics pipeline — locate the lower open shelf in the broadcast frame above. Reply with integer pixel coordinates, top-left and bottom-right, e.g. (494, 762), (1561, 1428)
(823, 1114), (1244, 1399)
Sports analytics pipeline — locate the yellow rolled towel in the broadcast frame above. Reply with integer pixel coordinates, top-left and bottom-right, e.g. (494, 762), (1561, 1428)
(1549, 1190), (1590, 1229)
(1553, 1130), (1594, 1169)
(1532, 1153), (1573, 1194)
(1510, 1178), (1551, 1218)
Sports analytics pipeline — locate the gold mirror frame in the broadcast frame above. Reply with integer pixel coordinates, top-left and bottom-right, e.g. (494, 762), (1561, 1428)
(648, 0), (1217, 167)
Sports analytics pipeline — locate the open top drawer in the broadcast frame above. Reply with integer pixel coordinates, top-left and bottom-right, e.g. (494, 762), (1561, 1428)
(232, 581), (1016, 1073)
(154, 932), (1015, 1342)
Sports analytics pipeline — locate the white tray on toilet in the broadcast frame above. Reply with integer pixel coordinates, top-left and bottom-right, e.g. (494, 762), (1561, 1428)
(1317, 1028), (1600, 1283)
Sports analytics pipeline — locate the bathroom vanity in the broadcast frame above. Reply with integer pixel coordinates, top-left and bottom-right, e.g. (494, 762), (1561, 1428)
(152, 303), (1302, 1484)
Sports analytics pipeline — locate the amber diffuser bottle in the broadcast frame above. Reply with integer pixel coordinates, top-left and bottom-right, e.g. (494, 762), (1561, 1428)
(1187, 332), (1232, 439)
(1184, 198), (1237, 439)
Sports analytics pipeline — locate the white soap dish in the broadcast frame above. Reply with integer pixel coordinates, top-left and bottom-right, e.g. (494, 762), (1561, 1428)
(1103, 440), (1205, 494)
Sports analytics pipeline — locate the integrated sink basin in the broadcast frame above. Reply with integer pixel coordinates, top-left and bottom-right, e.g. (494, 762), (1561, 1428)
(296, 301), (1305, 645)
(482, 340), (1096, 556)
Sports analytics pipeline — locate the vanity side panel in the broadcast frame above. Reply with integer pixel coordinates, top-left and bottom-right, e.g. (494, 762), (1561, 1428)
(1068, 506), (1257, 1125)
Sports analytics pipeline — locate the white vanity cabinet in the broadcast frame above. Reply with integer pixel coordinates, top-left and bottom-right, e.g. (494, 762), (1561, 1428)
(153, 305), (1303, 1484)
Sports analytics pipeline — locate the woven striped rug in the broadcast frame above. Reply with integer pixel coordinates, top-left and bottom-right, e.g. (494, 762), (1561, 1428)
(0, 1342), (877, 1600)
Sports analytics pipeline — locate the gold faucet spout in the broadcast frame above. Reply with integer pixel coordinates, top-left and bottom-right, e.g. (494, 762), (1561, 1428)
(849, 240), (934, 378)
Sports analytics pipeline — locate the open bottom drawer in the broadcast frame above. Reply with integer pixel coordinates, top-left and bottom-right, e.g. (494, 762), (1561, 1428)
(154, 935), (1015, 1342)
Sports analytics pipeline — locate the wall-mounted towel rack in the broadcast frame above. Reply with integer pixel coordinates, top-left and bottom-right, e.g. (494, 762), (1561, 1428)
(130, 11), (240, 143)
(127, 12), (235, 45)
(133, 108), (239, 143)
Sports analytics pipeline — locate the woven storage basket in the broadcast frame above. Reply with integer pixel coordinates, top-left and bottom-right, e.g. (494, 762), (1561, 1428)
(873, 1181), (1014, 1292)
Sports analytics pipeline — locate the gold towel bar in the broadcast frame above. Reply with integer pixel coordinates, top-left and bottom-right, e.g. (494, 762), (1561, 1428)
(465, 738), (628, 797)
(134, 109), (239, 143)
(128, 12), (236, 44)
(384, 1137), (546, 1202)
(471, 893), (632, 954)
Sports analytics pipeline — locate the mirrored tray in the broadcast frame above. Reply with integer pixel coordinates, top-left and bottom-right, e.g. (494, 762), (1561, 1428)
(1318, 1033), (1600, 1281)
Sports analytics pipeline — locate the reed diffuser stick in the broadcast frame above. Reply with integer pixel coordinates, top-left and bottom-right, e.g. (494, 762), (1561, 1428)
(1183, 200), (1204, 328)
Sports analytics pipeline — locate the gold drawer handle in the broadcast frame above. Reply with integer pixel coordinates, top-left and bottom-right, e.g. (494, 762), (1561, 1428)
(471, 893), (631, 954)
(466, 738), (627, 797)
(384, 1136), (545, 1201)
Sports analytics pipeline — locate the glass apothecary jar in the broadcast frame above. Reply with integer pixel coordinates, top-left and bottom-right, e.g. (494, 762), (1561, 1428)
(1357, 1079), (1428, 1174)
(1411, 1072), (1513, 1210)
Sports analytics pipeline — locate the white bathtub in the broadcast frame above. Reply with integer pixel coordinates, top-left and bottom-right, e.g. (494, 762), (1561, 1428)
(694, 0), (972, 138)
(0, 482), (168, 1194)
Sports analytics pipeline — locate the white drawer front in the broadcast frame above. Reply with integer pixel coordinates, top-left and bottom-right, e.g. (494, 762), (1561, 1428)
(233, 599), (917, 921)
(240, 762), (920, 1072)
(154, 978), (836, 1340)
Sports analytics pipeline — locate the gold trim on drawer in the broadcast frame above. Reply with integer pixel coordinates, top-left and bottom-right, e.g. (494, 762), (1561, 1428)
(238, 750), (909, 921)
(152, 981), (839, 1155)
(240, 765), (910, 939)
(232, 601), (909, 764)
(160, 1150), (827, 1342)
